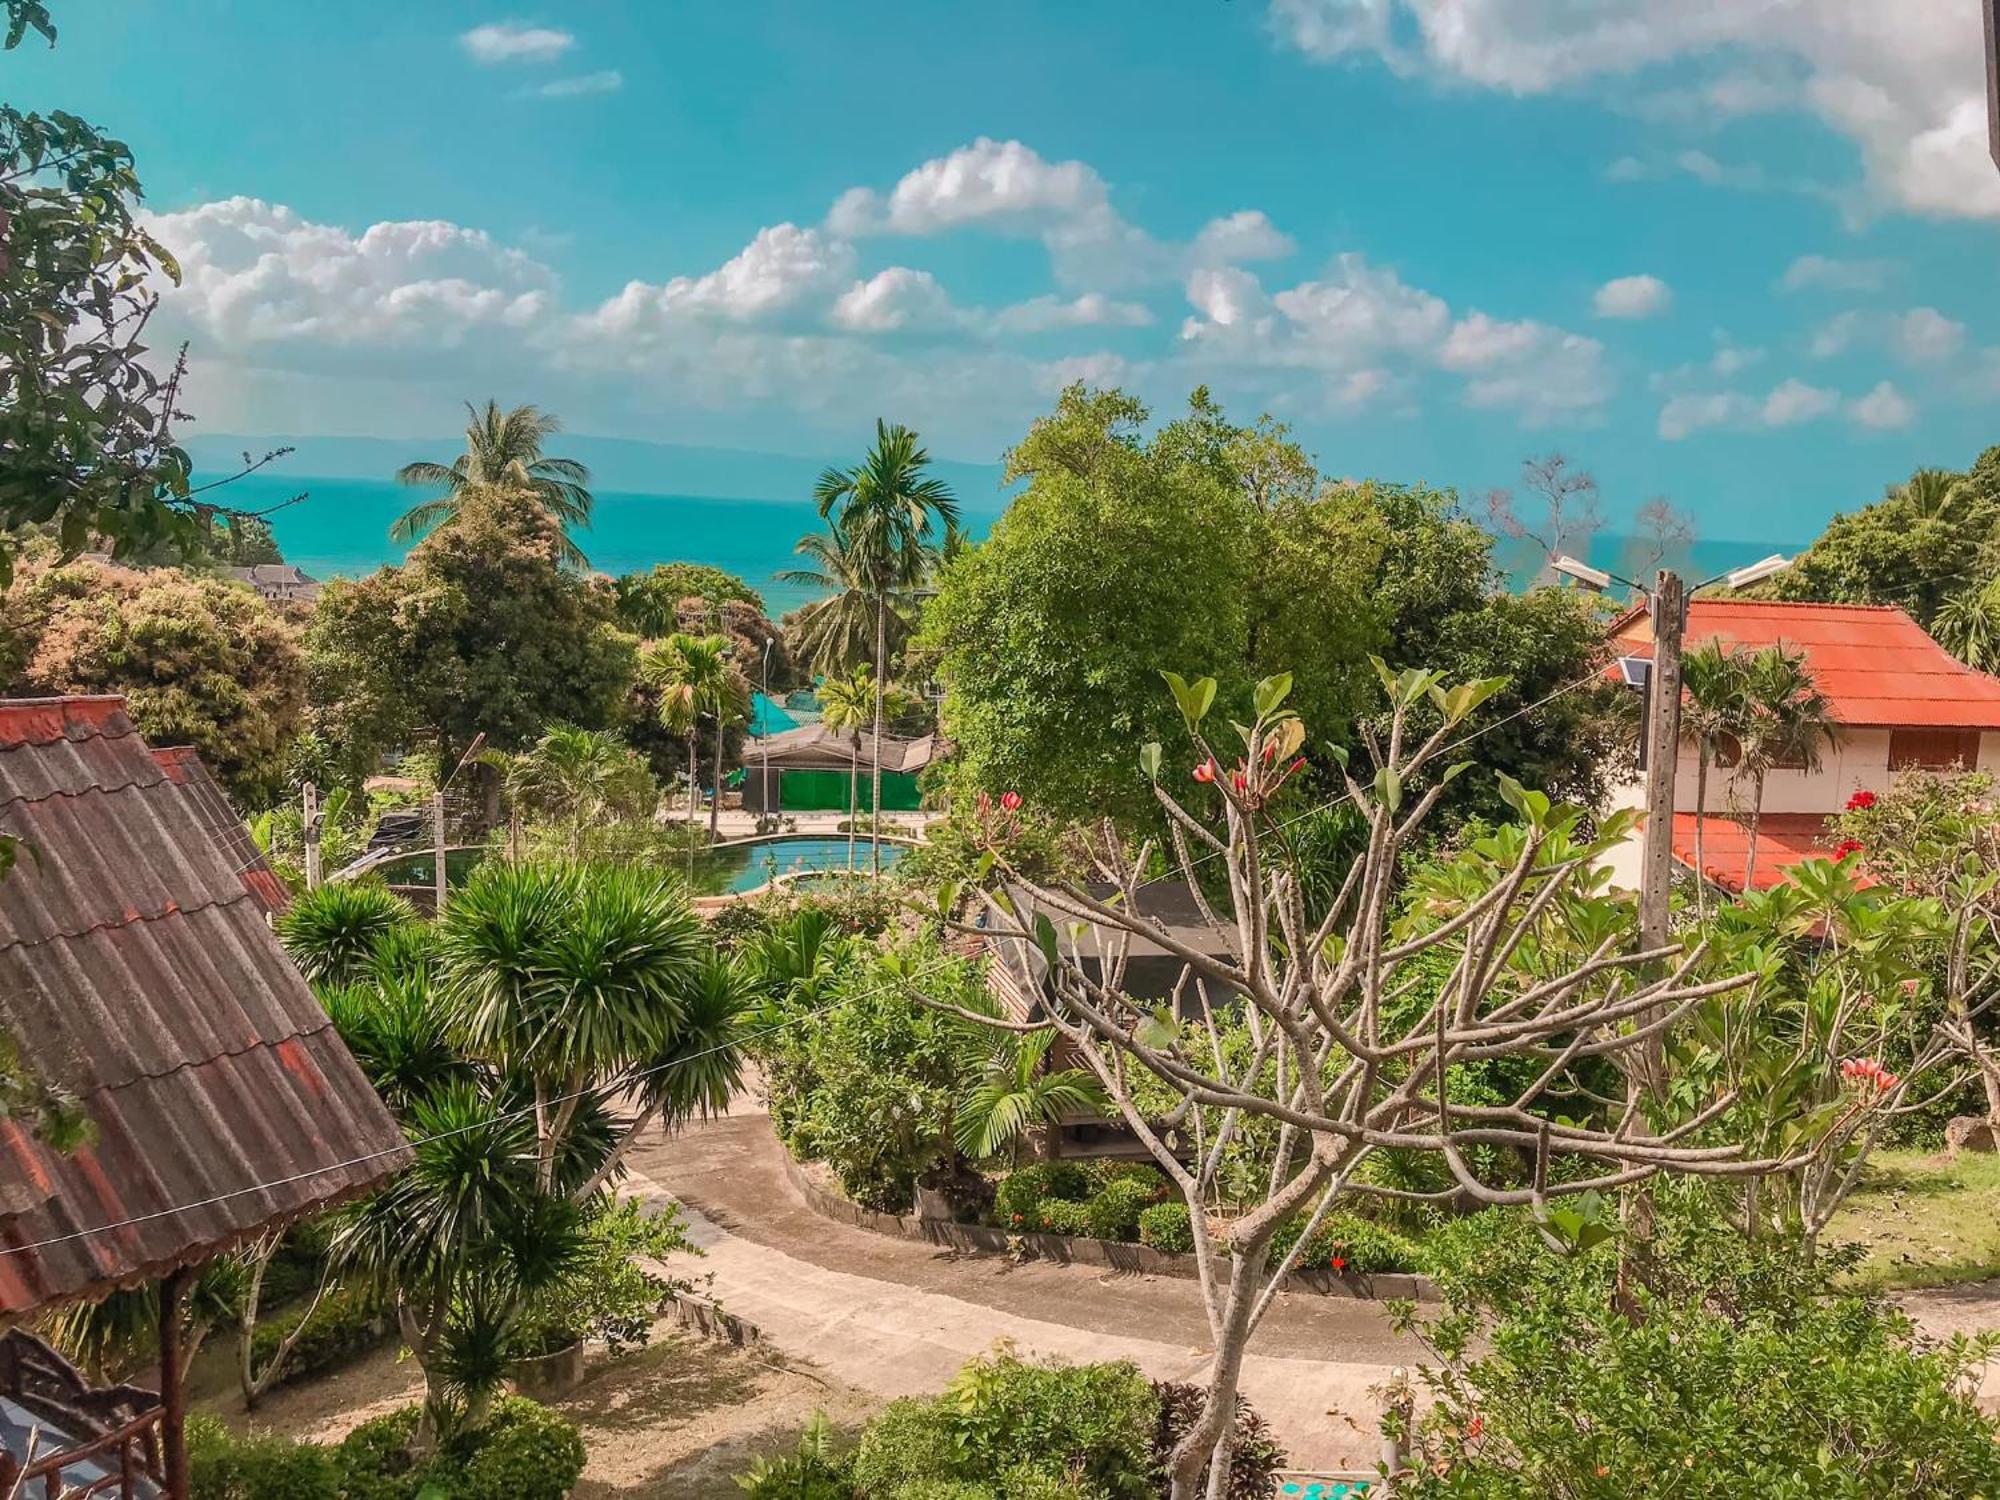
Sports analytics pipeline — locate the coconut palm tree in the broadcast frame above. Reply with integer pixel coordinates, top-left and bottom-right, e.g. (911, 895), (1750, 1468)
(642, 632), (744, 833)
(779, 522), (909, 680)
(1731, 644), (1835, 891)
(1899, 467), (1969, 522)
(811, 421), (959, 874)
(817, 665), (874, 870)
(1679, 641), (1753, 912)
(393, 401), (594, 566)
(1934, 587), (2000, 671)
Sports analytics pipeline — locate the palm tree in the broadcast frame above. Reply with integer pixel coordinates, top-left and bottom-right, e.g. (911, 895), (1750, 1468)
(952, 1029), (1108, 1164)
(817, 665), (874, 870)
(642, 632), (745, 835)
(1731, 645), (1835, 891)
(811, 420), (959, 874)
(1934, 587), (2000, 671)
(393, 400), (594, 567)
(479, 724), (656, 858)
(1679, 641), (1753, 912)
(779, 522), (907, 680)
(276, 882), (419, 987)
(1899, 467), (1968, 522)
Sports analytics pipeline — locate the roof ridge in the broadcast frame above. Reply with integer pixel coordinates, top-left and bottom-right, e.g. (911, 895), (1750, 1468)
(0, 887), (257, 959)
(0, 772), (168, 813)
(81, 1013), (343, 1093)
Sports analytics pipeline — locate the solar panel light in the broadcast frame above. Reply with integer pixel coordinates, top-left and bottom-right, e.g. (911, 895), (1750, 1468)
(1616, 656), (1653, 690)
(1721, 553), (1790, 591)
(1551, 554), (1613, 592)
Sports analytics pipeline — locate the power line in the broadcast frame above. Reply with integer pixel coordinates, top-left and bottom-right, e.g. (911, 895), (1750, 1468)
(5, 671), (1604, 1261)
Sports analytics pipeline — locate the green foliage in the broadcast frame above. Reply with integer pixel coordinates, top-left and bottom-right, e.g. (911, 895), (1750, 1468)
(392, 401), (593, 568)
(1398, 1198), (2000, 1499)
(1270, 1212), (1424, 1274)
(306, 489), (636, 777)
(735, 1412), (854, 1499)
(247, 1283), (389, 1388)
(1, 555), (306, 802)
(189, 1415), (339, 1500)
(1084, 1176), (1162, 1242)
(512, 1199), (692, 1357)
(1136, 1201), (1195, 1254)
(449, 1395), (588, 1500)
(1150, 1381), (1286, 1500)
(850, 1351), (1158, 1499)
(277, 883), (420, 987)
(994, 1162), (1091, 1224)
(1034, 1198), (1095, 1235)
(615, 561), (765, 634)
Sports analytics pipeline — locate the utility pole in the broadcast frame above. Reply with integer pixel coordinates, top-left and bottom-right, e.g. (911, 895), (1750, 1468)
(430, 790), (448, 917)
(1637, 569), (1686, 957)
(1987, 0), (2000, 171)
(301, 781), (322, 891)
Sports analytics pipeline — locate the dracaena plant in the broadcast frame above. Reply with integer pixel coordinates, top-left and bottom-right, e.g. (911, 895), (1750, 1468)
(929, 660), (1799, 1500)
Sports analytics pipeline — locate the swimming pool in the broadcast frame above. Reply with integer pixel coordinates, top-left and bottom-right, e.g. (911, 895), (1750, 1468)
(692, 834), (907, 894)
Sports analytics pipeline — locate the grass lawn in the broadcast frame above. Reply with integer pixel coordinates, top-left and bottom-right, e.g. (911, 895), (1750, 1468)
(1825, 1148), (2000, 1291)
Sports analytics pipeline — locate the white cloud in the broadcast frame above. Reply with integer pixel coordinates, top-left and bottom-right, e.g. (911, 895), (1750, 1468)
(1658, 376), (1843, 439)
(829, 267), (964, 333)
(1779, 253), (1893, 293)
(460, 21), (574, 64)
(1808, 311), (1863, 359)
(1189, 210), (1296, 265)
(1593, 274), (1671, 320)
(991, 292), (1153, 334)
(1710, 341), (1765, 378)
(1761, 377), (1841, 426)
(1894, 306), (1965, 362)
(1849, 380), (1917, 429)
(1268, 0), (2000, 219)
(594, 223), (856, 329)
(534, 70), (622, 98)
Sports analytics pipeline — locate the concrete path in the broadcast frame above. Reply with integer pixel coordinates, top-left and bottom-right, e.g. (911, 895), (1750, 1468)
(623, 1108), (1411, 1473)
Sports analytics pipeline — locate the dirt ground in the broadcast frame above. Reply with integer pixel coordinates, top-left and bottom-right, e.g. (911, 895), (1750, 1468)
(192, 1327), (879, 1500)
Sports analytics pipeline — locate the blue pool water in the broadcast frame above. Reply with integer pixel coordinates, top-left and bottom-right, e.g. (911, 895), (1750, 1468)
(698, 835), (906, 893)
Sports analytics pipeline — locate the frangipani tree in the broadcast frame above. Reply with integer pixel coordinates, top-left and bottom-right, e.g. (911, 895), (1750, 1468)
(939, 663), (1795, 1500)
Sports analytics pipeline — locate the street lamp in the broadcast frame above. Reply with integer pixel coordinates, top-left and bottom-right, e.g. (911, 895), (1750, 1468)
(760, 637), (774, 819)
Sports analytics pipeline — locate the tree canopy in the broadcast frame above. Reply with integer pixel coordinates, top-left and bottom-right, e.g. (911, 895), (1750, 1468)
(920, 384), (1619, 824)
(612, 562), (765, 636)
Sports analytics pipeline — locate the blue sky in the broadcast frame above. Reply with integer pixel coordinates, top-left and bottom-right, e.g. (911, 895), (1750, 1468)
(12, 0), (2000, 542)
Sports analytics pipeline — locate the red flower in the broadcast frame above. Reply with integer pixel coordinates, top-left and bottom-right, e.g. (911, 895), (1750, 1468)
(1231, 769), (1249, 793)
(1000, 790), (1022, 813)
(1846, 789), (1877, 811)
(1262, 742), (1278, 766)
(1466, 1415), (1484, 1441)
(1329, 1254), (1348, 1272)
(1192, 759), (1217, 784)
(1832, 838), (1864, 861)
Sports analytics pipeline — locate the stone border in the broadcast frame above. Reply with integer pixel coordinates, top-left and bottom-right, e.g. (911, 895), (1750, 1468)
(780, 1146), (1437, 1303)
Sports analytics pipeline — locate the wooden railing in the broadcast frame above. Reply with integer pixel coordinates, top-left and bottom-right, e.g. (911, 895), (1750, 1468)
(0, 1333), (164, 1500)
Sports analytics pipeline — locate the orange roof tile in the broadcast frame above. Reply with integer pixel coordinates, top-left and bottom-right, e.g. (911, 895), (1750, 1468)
(1670, 812), (1839, 893)
(1612, 599), (2000, 730)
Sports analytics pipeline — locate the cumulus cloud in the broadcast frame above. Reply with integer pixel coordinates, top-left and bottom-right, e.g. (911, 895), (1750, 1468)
(1849, 380), (1916, 429)
(1189, 210), (1296, 265)
(990, 293), (1153, 334)
(460, 21), (574, 64)
(593, 223), (856, 330)
(1894, 306), (1966, 362)
(830, 267), (965, 333)
(1592, 274), (1671, 320)
(1779, 254), (1894, 293)
(1267, 0), (2000, 219)
(1808, 312), (1863, 359)
(534, 70), (622, 98)
(1658, 376), (1844, 439)
(1179, 254), (1609, 424)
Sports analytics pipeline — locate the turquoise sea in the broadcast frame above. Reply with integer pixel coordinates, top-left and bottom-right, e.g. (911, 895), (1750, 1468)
(223, 469), (1801, 617)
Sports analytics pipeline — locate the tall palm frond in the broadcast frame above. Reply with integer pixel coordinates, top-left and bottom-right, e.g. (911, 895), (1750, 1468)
(1933, 588), (2000, 671)
(952, 1029), (1108, 1162)
(392, 400), (593, 566)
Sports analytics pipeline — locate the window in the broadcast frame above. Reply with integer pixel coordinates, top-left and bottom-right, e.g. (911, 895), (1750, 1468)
(1888, 728), (1982, 772)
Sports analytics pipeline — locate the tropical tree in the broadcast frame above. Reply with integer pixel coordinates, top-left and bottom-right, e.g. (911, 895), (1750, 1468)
(1680, 641), (1753, 911)
(812, 421), (960, 873)
(641, 632), (747, 836)
(276, 882), (419, 987)
(1731, 645), (1835, 890)
(1933, 585), (2000, 671)
(817, 665), (875, 869)
(392, 402), (594, 567)
(780, 522), (910, 681)
(479, 723), (656, 859)
(951, 1028), (1108, 1164)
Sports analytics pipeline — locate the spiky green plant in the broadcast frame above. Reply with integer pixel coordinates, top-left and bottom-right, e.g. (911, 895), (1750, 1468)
(277, 882), (418, 987)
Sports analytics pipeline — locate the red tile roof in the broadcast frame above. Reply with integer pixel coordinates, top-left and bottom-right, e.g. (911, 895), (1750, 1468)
(0, 697), (408, 1320)
(148, 746), (289, 917)
(1670, 812), (1839, 893)
(1612, 599), (2000, 729)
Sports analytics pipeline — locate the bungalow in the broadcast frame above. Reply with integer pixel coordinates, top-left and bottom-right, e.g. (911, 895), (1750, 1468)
(739, 723), (938, 814)
(1603, 599), (2000, 893)
(0, 697), (410, 1498)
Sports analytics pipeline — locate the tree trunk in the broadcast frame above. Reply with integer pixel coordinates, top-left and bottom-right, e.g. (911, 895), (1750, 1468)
(686, 737), (698, 820)
(871, 597), (887, 877)
(848, 737), (860, 871)
(1743, 770), (1765, 892)
(1692, 747), (1709, 916)
(1166, 1243), (1270, 1500)
(710, 710), (724, 839)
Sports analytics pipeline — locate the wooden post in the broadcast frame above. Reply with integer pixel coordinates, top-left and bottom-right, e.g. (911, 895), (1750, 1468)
(430, 791), (448, 917)
(301, 781), (322, 891)
(1638, 570), (1685, 960)
(157, 1268), (189, 1500)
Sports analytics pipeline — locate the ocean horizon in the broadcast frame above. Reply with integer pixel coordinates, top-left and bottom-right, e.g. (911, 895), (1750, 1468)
(222, 469), (1804, 619)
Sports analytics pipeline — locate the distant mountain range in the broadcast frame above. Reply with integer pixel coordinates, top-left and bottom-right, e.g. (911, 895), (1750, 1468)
(183, 432), (1014, 513)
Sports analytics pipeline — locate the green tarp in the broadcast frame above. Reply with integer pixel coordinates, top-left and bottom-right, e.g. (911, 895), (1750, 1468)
(778, 768), (922, 812)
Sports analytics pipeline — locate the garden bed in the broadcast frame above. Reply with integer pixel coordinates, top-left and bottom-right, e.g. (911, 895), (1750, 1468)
(779, 1144), (1437, 1303)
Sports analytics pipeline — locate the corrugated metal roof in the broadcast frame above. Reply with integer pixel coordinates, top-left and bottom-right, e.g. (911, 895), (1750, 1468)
(1669, 812), (1843, 893)
(0, 697), (409, 1320)
(1613, 600), (2000, 729)
(744, 723), (937, 772)
(147, 747), (289, 917)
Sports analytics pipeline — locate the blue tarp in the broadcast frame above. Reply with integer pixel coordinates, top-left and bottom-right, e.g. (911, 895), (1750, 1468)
(750, 691), (799, 737)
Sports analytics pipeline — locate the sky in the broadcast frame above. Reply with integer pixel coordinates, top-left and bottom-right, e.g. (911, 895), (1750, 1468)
(12, 0), (2000, 542)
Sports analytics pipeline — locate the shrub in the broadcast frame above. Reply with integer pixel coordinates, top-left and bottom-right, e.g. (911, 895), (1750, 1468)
(735, 1413), (853, 1500)
(1271, 1212), (1423, 1274)
(449, 1396), (587, 1500)
(849, 1351), (1156, 1497)
(188, 1415), (338, 1500)
(249, 1283), (388, 1387)
(1085, 1177), (1161, 1243)
(1034, 1198), (1094, 1236)
(995, 1162), (1091, 1224)
(333, 1409), (425, 1500)
(1137, 1201), (1194, 1254)
(1151, 1382), (1287, 1500)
